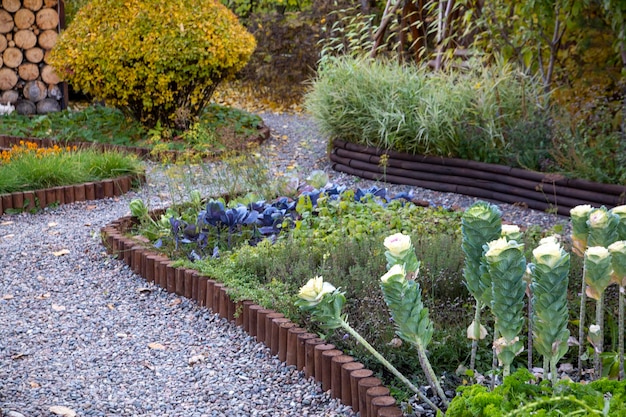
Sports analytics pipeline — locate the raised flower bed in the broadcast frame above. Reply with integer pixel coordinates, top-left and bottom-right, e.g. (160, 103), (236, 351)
(0, 136), (146, 216)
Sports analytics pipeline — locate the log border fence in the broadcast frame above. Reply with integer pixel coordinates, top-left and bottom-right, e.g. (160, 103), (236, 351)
(330, 139), (626, 216)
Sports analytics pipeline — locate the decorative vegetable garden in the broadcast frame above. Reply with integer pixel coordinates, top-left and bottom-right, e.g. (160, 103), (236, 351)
(104, 166), (626, 415)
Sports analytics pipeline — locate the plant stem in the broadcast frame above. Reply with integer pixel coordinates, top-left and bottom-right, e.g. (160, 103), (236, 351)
(338, 318), (443, 413)
(550, 358), (558, 387)
(578, 269), (587, 379)
(528, 291), (533, 370)
(595, 293), (605, 379)
(617, 277), (625, 381)
(469, 301), (483, 372)
(415, 338), (450, 408)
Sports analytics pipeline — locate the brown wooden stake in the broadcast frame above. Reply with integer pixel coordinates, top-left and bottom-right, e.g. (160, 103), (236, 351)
(350, 369), (374, 413)
(341, 361), (364, 406)
(248, 304), (263, 338)
(264, 312), (285, 345)
(296, 332), (317, 371)
(196, 274), (207, 306)
(366, 386), (391, 417)
(321, 349), (343, 394)
(278, 321), (296, 362)
(270, 318), (291, 356)
(286, 327), (306, 367)
(241, 300), (254, 332)
(218, 286), (229, 319)
(378, 406), (404, 417)
(304, 337), (325, 379)
(175, 268), (185, 296)
(183, 269), (194, 299)
(371, 396), (397, 417)
(331, 354), (354, 400)
(358, 377), (383, 417)
(162, 262), (175, 292)
(212, 283), (224, 314)
(313, 344), (336, 385)
(11, 192), (23, 211)
(256, 309), (273, 344)
(205, 280), (216, 311)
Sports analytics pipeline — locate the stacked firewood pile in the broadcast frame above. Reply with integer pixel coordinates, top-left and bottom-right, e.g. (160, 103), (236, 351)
(0, 0), (63, 115)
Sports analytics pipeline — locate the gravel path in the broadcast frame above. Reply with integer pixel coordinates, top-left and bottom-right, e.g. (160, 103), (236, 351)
(0, 113), (569, 417)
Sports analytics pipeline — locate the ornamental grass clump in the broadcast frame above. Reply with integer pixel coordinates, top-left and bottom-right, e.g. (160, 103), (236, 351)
(305, 56), (550, 166)
(49, 0), (256, 129)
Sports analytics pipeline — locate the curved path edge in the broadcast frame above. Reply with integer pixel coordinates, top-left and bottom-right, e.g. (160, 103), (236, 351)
(100, 214), (406, 417)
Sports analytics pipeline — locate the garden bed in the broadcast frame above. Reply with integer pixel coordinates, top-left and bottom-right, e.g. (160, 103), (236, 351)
(0, 123), (270, 162)
(100, 214), (405, 417)
(330, 139), (626, 216)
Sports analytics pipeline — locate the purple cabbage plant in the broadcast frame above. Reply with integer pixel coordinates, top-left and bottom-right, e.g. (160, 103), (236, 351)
(155, 182), (416, 261)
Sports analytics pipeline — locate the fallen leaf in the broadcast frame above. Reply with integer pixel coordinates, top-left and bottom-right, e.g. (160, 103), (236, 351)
(2, 234), (14, 239)
(51, 304), (66, 312)
(48, 222), (58, 227)
(49, 405), (77, 417)
(137, 287), (152, 294)
(53, 249), (70, 257)
(148, 342), (166, 350)
(1, 221), (13, 226)
(107, 303), (116, 310)
(169, 298), (182, 306)
(87, 205), (97, 210)
(29, 381), (40, 388)
(2, 294), (14, 300)
(142, 360), (155, 371)
(35, 293), (51, 300)
(116, 333), (128, 338)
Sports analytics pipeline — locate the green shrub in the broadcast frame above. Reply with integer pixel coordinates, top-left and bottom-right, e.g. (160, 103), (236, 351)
(49, 0), (256, 129)
(305, 56), (551, 168)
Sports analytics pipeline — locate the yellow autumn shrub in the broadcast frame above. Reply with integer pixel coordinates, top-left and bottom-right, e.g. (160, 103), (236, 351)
(49, 0), (256, 128)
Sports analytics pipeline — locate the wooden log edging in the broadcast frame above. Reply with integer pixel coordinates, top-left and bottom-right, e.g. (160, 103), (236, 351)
(0, 173), (145, 216)
(100, 217), (406, 417)
(330, 139), (626, 216)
